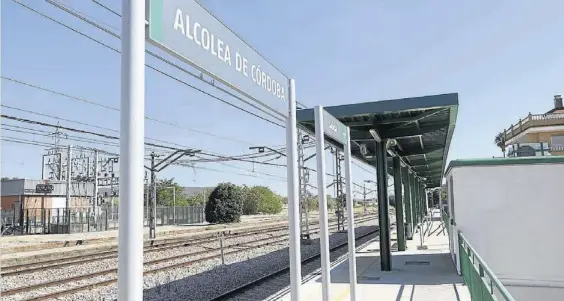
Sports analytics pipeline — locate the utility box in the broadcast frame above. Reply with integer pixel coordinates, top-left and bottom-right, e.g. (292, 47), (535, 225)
(444, 156), (564, 301)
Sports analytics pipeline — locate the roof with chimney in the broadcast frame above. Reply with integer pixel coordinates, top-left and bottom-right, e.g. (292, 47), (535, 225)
(547, 94), (564, 114)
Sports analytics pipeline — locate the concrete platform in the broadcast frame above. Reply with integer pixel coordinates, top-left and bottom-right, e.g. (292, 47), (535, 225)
(278, 222), (470, 301)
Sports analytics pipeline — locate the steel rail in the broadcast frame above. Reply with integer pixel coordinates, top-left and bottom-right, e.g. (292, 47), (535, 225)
(209, 228), (380, 301)
(1, 214), (373, 276)
(3, 217), (375, 300)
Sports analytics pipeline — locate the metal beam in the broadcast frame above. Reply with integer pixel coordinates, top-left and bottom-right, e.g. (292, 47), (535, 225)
(387, 109), (446, 131)
(410, 159), (442, 167)
(375, 140), (391, 271)
(345, 118), (373, 127)
(343, 111), (444, 128)
(381, 124), (446, 139)
(350, 123), (445, 141)
(399, 145), (443, 157)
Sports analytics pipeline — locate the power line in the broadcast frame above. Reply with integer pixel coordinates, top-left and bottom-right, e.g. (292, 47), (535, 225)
(2, 76), (266, 146)
(1, 104), (290, 163)
(1, 136), (286, 182)
(2, 114), (340, 179)
(91, 0), (120, 18)
(9, 1), (376, 179)
(88, 0), (309, 110)
(1, 114), (195, 152)
(2, 113), (289, 172)
(1, 131), (285, 180)
(2, 105), (223, 153)
(17, 0), (286, 128)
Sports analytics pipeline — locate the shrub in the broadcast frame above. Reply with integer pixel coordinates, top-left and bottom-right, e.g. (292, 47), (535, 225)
(252, 186), (283, 214)
(205, 183), (243, 224)
(241, 186), (261, 215)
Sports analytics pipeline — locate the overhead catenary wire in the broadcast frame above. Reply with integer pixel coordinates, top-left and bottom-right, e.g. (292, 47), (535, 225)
(1, 105), (271, 159)
(1, 76), (267, 147)
(87, 0), (310, 110)
(1, 113), (287, 165)
(1, 136), (287, 182)
(1, 104), (292, 165)
(1, 111), (288, 166)
(27, 0), (287, 128)
(2, 113), (342, 178)
(3, 105), (369, 183)
(8, 0), (377, 182)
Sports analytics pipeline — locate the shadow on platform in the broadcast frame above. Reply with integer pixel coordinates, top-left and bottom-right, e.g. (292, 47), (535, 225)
(319, 249), (463, 286)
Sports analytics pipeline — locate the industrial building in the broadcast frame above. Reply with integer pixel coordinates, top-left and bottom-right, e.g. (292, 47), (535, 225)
(1, 178), (92, 224)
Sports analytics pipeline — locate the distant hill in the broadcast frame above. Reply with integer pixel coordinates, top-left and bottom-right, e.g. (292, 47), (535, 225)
(181, 186), (214, 197)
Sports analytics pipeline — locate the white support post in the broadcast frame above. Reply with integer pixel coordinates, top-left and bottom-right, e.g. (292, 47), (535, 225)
(66, 145), (72, 210)
(173, 186), (176, 225)
(314, 106), (331, 301)
(286, 78), (302, 301)
(343, 127), (357, 300)
(118, 1), (145, 300)
(93, 150), (99, 225)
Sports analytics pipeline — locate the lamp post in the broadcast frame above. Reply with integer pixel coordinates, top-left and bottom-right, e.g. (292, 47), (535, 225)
(363, 180), (376, 213)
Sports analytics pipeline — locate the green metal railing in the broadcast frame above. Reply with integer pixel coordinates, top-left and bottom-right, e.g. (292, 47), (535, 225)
(458, 232), (515, 301)
(442, 209), (450, 235)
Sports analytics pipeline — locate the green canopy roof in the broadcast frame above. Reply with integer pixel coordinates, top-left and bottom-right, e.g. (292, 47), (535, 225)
(296, 93), (459, 187)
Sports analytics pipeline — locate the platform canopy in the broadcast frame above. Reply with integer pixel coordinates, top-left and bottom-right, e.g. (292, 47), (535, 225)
(296, 93), (458, 188)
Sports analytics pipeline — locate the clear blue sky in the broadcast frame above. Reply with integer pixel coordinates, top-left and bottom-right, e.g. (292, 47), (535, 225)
(2, 0), (564, 197)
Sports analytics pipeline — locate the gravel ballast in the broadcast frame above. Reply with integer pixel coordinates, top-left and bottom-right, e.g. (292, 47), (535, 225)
(0, 218), (376, 301)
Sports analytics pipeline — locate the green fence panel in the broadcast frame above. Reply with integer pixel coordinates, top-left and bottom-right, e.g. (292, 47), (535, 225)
(458, 232), (515, 301)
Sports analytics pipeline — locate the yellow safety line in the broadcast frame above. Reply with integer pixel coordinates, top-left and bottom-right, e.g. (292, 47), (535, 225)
(301, 245), (379, 301)
(335, 287), (350, 301)
(335, 254), (379, 301)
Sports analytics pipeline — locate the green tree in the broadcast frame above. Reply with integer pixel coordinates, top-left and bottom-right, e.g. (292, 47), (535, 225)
(252, 186), (283, 214)
(389, 195), (396, 207)
(426, 188), (441, 208)
(441, 184), (447, 204)
(205, 183), (243, 223)
(156, 178), (188, 206)
(494, 132), (506, 157)
(186, 189), (210, 206)
(326, 195), (336, 210)
(241, 185), (261, 215)
(303, 191), (318, 212)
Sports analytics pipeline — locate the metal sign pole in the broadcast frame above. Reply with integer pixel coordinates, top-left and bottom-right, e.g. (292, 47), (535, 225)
(286, 79), (302, 301)
(118, 1), (145, 300)
(343, 127), (357, 300)
(314, 106), (331, 301)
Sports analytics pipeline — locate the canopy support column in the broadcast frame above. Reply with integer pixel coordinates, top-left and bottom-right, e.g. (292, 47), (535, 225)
(393, 157), (406, 251)
(412, 176), (419, 225)
(403, 167), (413, 240)
(420, 183), (425, 219)
(375, 140), (391, 271)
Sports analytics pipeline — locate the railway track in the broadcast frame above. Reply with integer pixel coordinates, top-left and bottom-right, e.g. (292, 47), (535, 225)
(1, 213), (372, 277)
(1, 216), (375, 300)
(0, 224), (286, 277)
(208, 228), (379, 301)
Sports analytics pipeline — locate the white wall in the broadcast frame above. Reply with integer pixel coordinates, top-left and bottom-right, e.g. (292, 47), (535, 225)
(449, 163), (564, 301)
